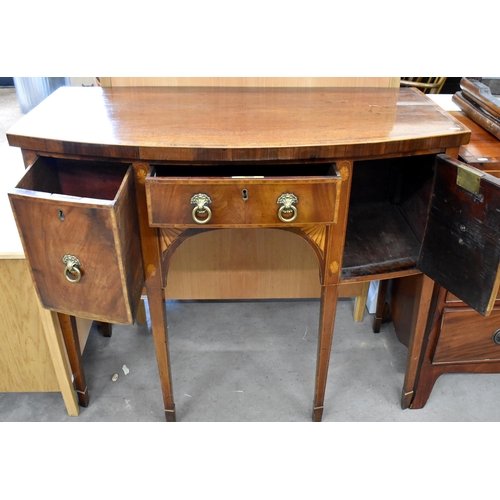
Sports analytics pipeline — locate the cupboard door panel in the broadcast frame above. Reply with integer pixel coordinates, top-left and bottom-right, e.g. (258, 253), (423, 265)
(418, 154), (500, 316)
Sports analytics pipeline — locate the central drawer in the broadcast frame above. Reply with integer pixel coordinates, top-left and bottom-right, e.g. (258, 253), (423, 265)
(145, 163), (341, 227)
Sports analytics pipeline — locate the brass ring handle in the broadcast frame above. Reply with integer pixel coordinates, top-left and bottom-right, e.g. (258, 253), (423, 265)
(278, 204), (298, 222)
(64, 264), (82, 283)
(192, 204), (212, 224)
(62, 255), (82, 283)
(277, 193), (299, 223)
(492, 329), (500, 345)
(190, 193), (213, 224)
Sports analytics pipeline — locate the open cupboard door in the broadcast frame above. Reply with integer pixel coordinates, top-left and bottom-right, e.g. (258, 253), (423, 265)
(418, 154), (500, 316)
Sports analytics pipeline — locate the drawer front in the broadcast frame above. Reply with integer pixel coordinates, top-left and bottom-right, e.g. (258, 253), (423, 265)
(433, 307), (500, 364)
(146, 178), (340, 227)
(9, 159), (143, 324)
(446, 288), (500, 305)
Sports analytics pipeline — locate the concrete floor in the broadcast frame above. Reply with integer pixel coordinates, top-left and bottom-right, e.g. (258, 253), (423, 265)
(2, 85), (500, 422)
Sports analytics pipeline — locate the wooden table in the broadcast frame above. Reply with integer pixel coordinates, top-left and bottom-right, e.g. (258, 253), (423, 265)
(7, 86), (500, 422)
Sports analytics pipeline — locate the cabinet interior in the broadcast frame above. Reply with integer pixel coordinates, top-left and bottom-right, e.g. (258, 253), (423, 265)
(342, 154), (435, 279)
(17, 157), (130, 201)
(151, 162), (338, 178)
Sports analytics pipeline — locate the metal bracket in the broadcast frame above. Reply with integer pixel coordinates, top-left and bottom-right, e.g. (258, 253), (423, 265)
(456, 164), (484, 195)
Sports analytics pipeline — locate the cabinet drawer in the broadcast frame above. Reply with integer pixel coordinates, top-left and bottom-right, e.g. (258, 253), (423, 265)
(446, 288), (500, 305)
(145, 163), (341, 227)
(9, 157), (144, 324)
(433, 307), (500, 364)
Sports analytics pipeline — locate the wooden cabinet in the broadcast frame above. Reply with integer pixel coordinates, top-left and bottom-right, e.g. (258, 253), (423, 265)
(345, 154), (500, 314)
(387, 101), (500, 409)
(400, 282), (500, 409)
(433, 307), (500, 364)
(8, 85), (496, 421)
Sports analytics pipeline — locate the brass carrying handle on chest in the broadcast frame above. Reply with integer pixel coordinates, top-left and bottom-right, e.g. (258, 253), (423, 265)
(62, 255), (82, 283)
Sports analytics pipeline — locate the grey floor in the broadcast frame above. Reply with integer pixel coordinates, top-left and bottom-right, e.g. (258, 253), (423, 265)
(2, 85), (500, 422)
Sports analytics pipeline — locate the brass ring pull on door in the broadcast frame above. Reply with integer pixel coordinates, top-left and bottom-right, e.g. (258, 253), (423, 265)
(190, 193), (213, 224)
(62, 254), (82, 283)
(277, 193), (299, 222)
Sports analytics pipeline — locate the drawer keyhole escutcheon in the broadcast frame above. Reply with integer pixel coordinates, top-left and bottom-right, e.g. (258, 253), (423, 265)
(190, 193), (213, 224)
(62, 254), (82, 283)
(242, 189), (249, 201)
(277, 193), (299, 223)
(493, 330), (500, 345)
(58, 209), (65, 221)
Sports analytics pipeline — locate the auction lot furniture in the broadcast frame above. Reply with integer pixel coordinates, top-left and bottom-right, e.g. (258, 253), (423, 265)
(7, 85), (500, 422)
(0, 144), (92, 416)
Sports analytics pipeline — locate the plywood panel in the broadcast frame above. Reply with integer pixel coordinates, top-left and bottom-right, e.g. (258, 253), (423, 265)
(165, 229), (371, 301)
(0, 257), (87, 413)
(0, 259), (59, 392)
(0, 145), (25, 259)
(76, 317), (94, 351)
(100, 77), (400, 88)
(36, 307), (79, 416)
(0, 143), (89, 413)
(165, 229), (321, 300)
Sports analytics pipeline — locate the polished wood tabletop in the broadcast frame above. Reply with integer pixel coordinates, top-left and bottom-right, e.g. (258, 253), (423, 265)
(7, 87), (470, 162)
(450, 111), (500, 168)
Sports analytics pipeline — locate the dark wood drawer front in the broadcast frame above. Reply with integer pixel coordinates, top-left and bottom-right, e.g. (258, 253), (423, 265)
(433, 307), (500, 364)
(446, 288), (500, 305)
(9, 158), (144, 324)
(146, 177), (340, 227)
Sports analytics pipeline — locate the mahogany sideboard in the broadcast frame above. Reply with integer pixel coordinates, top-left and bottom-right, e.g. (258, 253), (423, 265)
(7, 86), (500, 422)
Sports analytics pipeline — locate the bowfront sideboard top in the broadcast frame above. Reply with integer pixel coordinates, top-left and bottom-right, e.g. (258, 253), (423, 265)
(7, 86), (469, 162)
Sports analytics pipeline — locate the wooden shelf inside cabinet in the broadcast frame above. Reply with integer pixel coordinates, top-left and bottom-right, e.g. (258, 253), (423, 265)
(342, 154), (435, 281)
(342, 200), (420, 279)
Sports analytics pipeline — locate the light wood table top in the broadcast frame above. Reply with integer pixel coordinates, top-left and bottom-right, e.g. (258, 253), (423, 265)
(0, 144), (25, 259)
